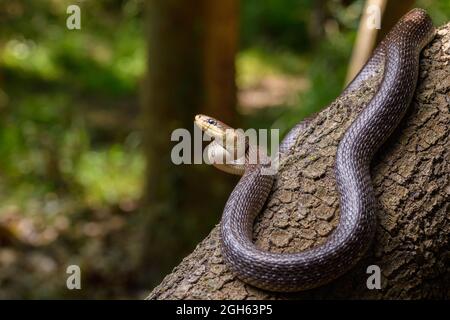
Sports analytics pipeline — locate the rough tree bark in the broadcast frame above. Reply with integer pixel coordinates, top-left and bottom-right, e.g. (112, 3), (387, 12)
(147, 23), (450, 300)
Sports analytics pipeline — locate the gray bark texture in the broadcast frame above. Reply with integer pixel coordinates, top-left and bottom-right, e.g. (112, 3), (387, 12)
(147, 23), (450, 300)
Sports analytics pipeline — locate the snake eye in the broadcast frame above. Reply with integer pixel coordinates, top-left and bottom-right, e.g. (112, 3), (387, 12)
(207, 119), (217, 125)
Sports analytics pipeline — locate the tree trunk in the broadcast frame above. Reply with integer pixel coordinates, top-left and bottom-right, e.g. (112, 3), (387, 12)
(139, 0), (238, 286)
(345, 0), (415, 85)
(147, 23), (450, 299)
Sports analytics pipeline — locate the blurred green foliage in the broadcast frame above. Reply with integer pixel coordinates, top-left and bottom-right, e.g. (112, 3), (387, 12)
(240, 0), (450, 134)
(75, 144), (144, 206)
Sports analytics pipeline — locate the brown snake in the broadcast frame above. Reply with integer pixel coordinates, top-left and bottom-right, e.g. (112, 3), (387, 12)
(195, 9), (435, 292)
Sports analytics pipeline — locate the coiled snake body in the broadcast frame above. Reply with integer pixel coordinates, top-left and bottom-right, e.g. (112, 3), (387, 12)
(195, 9), (435, 292)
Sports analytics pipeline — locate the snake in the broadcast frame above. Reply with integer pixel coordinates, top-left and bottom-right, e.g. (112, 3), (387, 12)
(194, 9), (435, 292)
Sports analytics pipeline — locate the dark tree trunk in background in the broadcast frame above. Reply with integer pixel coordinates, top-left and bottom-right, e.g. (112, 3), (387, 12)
(147, 23), (449, 300)
(139, 0), (238, 286)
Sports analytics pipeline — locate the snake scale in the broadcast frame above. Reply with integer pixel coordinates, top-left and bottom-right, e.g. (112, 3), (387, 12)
(195, 9), (435, 292)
